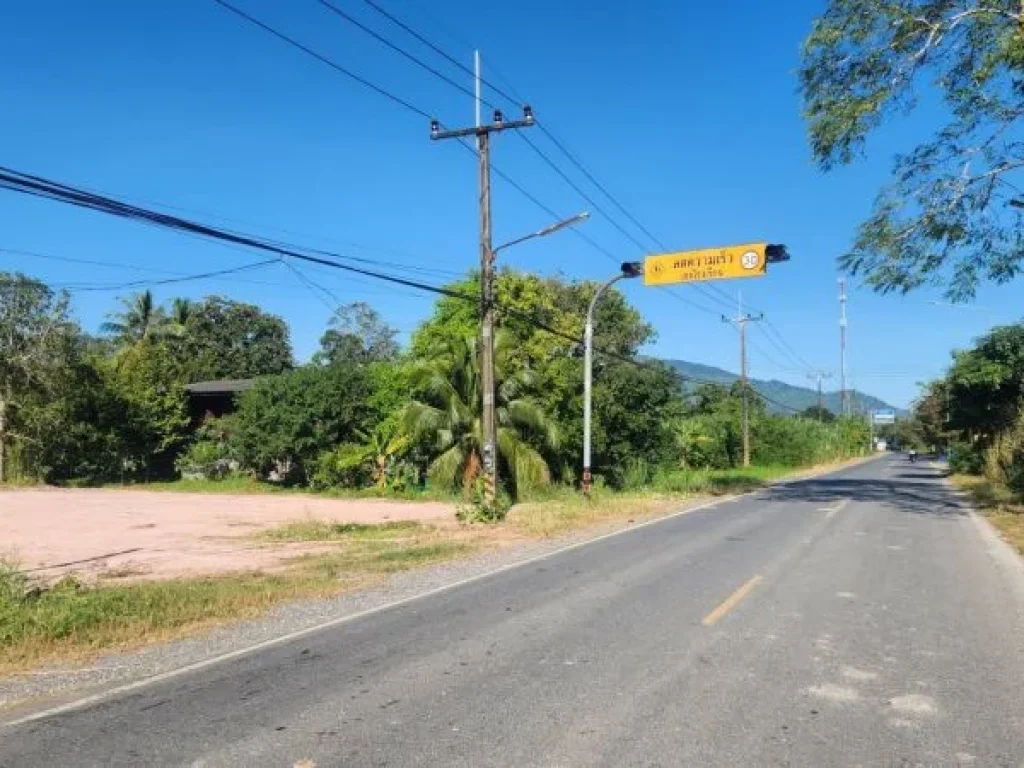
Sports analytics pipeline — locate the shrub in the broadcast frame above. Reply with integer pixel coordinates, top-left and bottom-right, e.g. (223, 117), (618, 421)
(620, 457), (652, 490)
(949, 442), (984, 475)
(310, 443), (373, 490)
(174, 417), (238, 480)
(231, 364), (373, 483)
(985, 413), (1024, 495)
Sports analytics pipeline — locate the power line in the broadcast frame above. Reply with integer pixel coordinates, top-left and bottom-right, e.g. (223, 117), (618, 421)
(752, 322), (813, 374)
(516, 131), (650, 253)
(316, 0), (489, 108)
(57, 259), (281, 292)
(211, 0), (433, 119)
(0, 164), (799, 412)
(357, 0), (523, 107)
(0, 246), (290, 289)
(762, 319), (816, 372)
(211, 0), (630, 284)
(347, 0), (734, 317)
(0, 165), (467, 299)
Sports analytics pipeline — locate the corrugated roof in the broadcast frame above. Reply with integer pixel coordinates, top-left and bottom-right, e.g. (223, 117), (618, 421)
(184, 379), (255, 395)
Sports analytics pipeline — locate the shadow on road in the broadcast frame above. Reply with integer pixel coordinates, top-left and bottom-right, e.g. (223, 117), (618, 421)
(762, 464), (965, 518)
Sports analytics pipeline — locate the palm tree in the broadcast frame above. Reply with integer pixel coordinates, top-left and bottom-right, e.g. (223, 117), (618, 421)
(101, 290), (165, 344)
(169, 297), (193, 327)
(402, 333), (558, 497)
(355, 421), (410, 489)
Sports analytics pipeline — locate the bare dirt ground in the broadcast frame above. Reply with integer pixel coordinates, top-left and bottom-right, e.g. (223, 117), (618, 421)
(0, 488), (456, 582)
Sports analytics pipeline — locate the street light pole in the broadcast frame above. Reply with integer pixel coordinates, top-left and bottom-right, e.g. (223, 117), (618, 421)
(582, 262), (643, 494)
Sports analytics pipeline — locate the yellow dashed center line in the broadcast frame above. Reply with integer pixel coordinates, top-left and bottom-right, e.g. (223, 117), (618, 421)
(702, 574), (764, 627)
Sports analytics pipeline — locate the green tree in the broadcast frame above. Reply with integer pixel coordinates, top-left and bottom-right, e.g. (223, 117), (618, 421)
(800, 405), (837, 423)
(402, 333), (558, 498)
(411, 269), (655, 481)
(0, 273), (78, 482)
(101, 290), (165, 344)
(231, 363), (372, 482)
(108, 338), (191, 477)
(315, 301), (399, 365)
(801, 0), (1024, 299)
(946, 322), (1024, 438)
(178, 296), (292, 382)
(412, 270), (652, 371)
(585, 361), (683, 485)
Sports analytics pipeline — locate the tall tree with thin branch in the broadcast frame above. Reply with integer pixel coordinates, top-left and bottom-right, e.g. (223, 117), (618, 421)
(801, 0), (1024, 299)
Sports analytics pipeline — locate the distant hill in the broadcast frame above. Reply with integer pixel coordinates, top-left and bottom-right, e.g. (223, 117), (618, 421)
(661, 359), (904, 416)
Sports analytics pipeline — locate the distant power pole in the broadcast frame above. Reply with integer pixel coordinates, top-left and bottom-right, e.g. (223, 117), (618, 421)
(806, 371), (834, 421)
(838, 277), (848, 416)
(429, 53), (535, 511)
(722, 293), (763, 467)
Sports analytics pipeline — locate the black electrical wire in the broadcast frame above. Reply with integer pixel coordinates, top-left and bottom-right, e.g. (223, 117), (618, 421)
(58, 259), (281, 292)
(211, 0), (433, 119)
(0, 163), (797, 410)
(357, 0), (524, 107)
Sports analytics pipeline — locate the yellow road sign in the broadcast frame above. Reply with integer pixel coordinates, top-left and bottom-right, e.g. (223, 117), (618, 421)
(643, 243), (767, 286)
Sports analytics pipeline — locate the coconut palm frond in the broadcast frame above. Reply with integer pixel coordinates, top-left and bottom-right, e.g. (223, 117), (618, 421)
(427, 443), (466, 489)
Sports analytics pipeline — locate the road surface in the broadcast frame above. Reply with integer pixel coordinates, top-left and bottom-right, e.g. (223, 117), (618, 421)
(3, 456), (1023, 766)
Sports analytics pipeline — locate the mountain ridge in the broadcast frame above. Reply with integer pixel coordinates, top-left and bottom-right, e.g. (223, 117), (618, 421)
(661, 358), (904, 415)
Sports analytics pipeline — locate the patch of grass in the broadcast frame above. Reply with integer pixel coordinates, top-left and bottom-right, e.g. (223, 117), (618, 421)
(0, 562), (337, 673)
(509, 486), (679, 537)
(950, 474), (1024, 556)
(260, 519), (425, 542)
(0, 521), (480, 673)
(292, 541), (474, 578)
(650, 466), (789, 495)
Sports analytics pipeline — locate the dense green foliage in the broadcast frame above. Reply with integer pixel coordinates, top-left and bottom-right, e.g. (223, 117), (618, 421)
(801, 0), (1024, 299)
(230, 363), (374, 484)
(2, 270), (871, 504)
(907, 320), (1024, 496)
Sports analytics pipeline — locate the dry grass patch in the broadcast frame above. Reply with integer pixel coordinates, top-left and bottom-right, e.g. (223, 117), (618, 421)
(0, 520), (483, 674)
(508, 488), (686, 538)
(951, 474), (1024, 556)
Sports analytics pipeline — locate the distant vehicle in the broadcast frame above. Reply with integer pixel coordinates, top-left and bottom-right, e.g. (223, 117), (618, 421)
(875, 440), (887, 452)
(908, 449), (918, 463)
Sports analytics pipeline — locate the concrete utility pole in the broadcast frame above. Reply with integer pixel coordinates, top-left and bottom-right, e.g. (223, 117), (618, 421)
(806, 371), (834, 421)
(430, 53), (535, 511)
(722, 293), (763, 467)
(839, 277), (849, 416)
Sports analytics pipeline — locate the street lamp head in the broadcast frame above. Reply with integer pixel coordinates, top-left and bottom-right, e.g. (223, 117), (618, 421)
(536, 211), (590, 238)
(430, 119), (440, 139)
(621, 261), (643, 278)
(493, 109), (504, 125)
(523, 105), (534, 124)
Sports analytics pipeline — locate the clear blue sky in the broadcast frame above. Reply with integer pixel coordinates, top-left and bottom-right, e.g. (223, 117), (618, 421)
(1, 0), (1019, 408)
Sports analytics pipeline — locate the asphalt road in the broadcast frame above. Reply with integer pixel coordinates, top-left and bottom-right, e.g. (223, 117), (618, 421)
(3, 456), (1023, 766)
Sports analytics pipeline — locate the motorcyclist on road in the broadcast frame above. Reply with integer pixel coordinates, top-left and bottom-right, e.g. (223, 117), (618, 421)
(908, 449), (918, 463)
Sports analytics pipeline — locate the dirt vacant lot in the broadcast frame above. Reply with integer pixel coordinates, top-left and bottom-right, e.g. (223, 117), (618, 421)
(0, 488), (456, 582)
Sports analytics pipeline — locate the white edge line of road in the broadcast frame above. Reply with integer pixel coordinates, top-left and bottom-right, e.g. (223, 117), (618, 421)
(2, 457), (876, 729)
